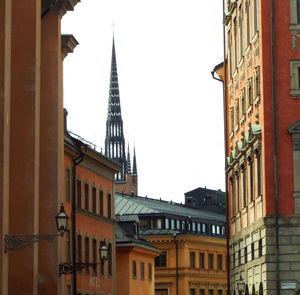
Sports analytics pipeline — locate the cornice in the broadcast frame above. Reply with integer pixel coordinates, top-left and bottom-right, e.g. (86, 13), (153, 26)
(61, 34), (79, 60)
(49, 0), (81, 18)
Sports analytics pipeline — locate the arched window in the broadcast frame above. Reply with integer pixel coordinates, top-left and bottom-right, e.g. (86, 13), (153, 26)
(245, 285), (249, 295)
(288, 120), (300, 213)
(259, 283), (263, 295)
(252, 284), (256, 295)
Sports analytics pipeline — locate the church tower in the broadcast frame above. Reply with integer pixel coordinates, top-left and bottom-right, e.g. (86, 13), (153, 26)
(105, 38), (138, 195)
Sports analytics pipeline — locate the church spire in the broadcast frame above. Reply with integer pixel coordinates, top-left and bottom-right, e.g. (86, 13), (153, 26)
(105, 37), (127, 181)
(132, 146), (137, 176)
(126, 144), (131, 174)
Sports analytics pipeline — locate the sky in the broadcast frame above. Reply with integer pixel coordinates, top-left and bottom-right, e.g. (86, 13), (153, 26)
(62, 0), (225, 203)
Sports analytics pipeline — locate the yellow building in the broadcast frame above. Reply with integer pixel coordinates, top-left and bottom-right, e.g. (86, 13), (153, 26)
(115, 193), (227, 295)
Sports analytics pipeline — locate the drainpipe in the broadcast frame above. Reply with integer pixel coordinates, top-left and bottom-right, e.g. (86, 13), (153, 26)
(270, 0), (280, 294)
(173, 233), (179, 295)
(211, 1), (230, 294)
(72, 153), (84, 295)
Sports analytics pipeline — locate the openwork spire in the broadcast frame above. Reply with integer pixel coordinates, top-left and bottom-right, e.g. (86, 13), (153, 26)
(126, 144), (132, 174)
(105, 38), (127, 181)
(132, 146), (137, 176)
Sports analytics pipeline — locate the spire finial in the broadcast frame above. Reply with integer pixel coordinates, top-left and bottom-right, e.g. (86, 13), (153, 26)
(111, 22), (115, 35)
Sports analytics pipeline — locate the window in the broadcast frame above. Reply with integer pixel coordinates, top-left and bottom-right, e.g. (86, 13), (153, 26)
(67, 285), (71, 295)
(155, 252), (167, 267)
(247, 78), (253, 107)
(200, 290), (205, 295)
(239, 5), (243, 58)
(197, 223), (201, 232)
(192, 222), (196, 232)
(92, 187), (97, 214)
(153, 218), (162, 229)
(77, 235), (82, 268)
(238, 249), (241, 266)
(171, 219), (175, 229)
(230, 177), (236, 216)
(107, 193), (111, 218)
(244, 246), (248, 264)
(233, 251), (235, 268)
(258, 239), (263, 257)
(92, 239), (97, 274)
(77, 180), (82, 208)
(165, 218), (169, 229)
(84, 183), (89, 211)
(99, 190), (103, 216)
(253, 0), (258, 34)
(100, 240), (105, 276)
(66, 231), (71, 262)
(240, 89), (245, 118)
(108, 242), (112, 276)
(176, 220), (180, 229)
(236, 173), (240, 212)
(148, 263), (152, 281)
(200, 253), (204, 269)
(249, 158), (254, 202)
(66, 169), (70, 201)
(290, 60), (300, 98)
(218, 290), (223, 295)
(251, 242), (255, 260)
(132, 260), (137, 278)
(228, 34), (233, 79)
(202, 223), (206, 233)
(230, 107), (234, 134)
(140, 262), (144, 280)
(217, 254), (222, 270)
(246, 0), (251, 45)
(190, 252), (195, 268)
(256, 152), (262, 197)
(235, 100), (239, 130)
(209, 290), (214, 295)
(190, 290), (196, 295)
(254, 66), (260, 99)
(85, 237), (89, 273)
(242, 167), (247, 208)
(208, 254), (213, 269)
(212, 225), (216, 234)
(234, 19), (238, 68)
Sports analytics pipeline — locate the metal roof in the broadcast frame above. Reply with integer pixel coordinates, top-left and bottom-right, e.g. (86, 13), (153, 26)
(115, 193), (225, 223)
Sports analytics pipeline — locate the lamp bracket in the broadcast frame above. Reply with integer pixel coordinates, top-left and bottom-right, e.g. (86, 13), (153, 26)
(4, 233), (61, 253)
(59, 262), (103, 276)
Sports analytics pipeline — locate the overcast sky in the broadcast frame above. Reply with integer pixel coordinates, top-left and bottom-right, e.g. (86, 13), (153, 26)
(62, 0), (225, 203)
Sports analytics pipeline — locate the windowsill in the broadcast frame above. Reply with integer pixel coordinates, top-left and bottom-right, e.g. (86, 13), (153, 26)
(290, 89), (300, 99)
(289, 24), (300, 31)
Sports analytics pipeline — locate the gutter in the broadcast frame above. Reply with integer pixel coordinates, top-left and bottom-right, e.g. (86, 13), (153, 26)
(270, 0), (280, 294)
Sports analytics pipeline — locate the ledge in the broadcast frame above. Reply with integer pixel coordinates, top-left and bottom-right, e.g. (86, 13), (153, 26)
(61, 34), (79, 60)
(50, 0), (81, 18)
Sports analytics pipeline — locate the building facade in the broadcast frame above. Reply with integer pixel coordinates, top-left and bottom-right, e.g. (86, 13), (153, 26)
(0, 1), (79, 294)
(216, 0), (300, 294)
(105, 39), (138, 196)
(115, 216), (160, 295)
(115, 193), (227, 295)
(63, 113), (121, 295)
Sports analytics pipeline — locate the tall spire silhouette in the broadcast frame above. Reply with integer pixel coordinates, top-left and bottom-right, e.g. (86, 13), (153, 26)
(105, 37), (127, 181)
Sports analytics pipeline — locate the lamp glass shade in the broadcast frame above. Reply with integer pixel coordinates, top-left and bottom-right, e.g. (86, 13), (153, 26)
(55, 203), (68, 235)
(99, 244), (108, 261)
(237, 276), (245, 293)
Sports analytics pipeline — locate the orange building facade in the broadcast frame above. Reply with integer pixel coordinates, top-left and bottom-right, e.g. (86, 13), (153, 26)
(63, 124), (121, 295)
(148, 235), (227, 295)
(0, 1), (79, 295)
(115, 219), (159, 295)
(217, 0), (300, 293)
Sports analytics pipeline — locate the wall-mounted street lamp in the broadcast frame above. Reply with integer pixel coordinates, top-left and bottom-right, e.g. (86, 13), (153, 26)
(237, 275), (246, 294)
(4, 203), (68, 253)
(59, 242), (109, 276)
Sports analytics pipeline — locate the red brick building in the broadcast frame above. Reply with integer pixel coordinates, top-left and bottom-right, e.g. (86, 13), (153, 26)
(214, 0), (300, 293)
